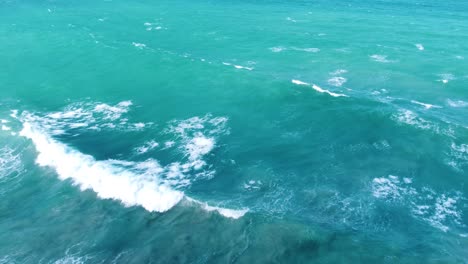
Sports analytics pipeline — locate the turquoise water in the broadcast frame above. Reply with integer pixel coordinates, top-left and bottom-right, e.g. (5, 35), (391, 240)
(1, 0), (468, 262)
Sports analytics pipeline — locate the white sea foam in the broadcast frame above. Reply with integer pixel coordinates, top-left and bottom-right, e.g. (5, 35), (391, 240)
(327, 77), (347, 87)
(372, 175), (407, 199)
(94, 101), (132, 120)
(415, 43), (425, 51)
(370, 54), (393, 63)
(291, 47), (320, 53)
(270, 47), (320, 53)
(222, 62), (253, 71)
(291, 79), (309, 85)
(167, 115), (227, 170)
(10, 110), (18, 119)
(186, 198), (248, 219)
(372, 175), (465, 232)
(164, 141), (175, 148)
(292, 80), (348, 97)
(1, 125), (11, 131)
(143, 22), (164, 31)
(22, 100), (148, 134)
(447, 99), (468, 108)
(1, 119), (8, 124)
(54, 256), (87, 264)
(201, 204), (248, 219)
(372, 140), (391, 150)
(244, 180), (262, 190)
(438, 73), (455, 84)
(20, 123), (184, 212)
(233, 65), (253, 71)
(330, 69), (348, 75)
(17, 104), (246, 219)
(447, 143), (468, 171)
(410, 100), (442, 110)
(269, 46), (285, 53)
(186, 136), (214, 162)
(132, 42), (146, 49)
(135, 140), (160, 154)
(393, 109), (435, 131)
(312, 84), (348, 97)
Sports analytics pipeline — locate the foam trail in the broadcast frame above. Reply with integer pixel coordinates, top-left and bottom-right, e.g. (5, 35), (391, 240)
(20, 122), (183, 212)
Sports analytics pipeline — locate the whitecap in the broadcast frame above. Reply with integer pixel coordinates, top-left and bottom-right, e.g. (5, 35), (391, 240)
(291, 79), (309, 86)
(1, 125), (11, 131)
(269, 46), (285, 53)
(233, 65), (254, 71)
(312, 84), (348, 97)
(222, 62), (253, 71)
(292, 79), (348, 97)
(186, 198), (248, 219)
(132, 42), (146, 49)
(410, 100), (442, 110)
(415, 43), (424, 51)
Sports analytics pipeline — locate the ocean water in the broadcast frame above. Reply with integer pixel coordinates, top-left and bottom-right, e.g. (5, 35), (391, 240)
(1, 0), (468, 262)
